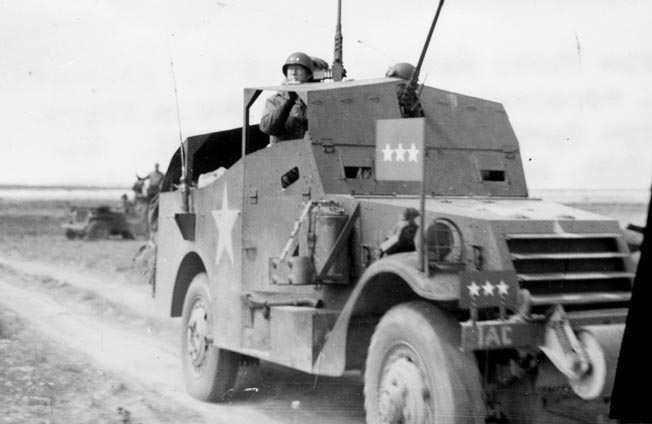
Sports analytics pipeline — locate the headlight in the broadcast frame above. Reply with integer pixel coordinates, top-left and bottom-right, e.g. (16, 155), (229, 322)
(425, 219), (463, 265)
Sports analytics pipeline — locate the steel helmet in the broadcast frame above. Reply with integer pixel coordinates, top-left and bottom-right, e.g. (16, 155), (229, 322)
(282, 52), (313, 77)
(386, 62), (416, 80)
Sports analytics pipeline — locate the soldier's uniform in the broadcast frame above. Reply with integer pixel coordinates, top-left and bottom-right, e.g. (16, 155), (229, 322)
(146, 168), (164, 200)
(260, 52), (321, 145)
(259, 91), (307, 144)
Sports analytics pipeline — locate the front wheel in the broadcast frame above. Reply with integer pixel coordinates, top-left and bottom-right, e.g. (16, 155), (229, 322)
(181, 273), (239, 401)
(364, 301), (485, 424)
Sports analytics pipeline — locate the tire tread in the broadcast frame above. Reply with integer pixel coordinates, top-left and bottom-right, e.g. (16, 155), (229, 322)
(364, 301), (485, 424)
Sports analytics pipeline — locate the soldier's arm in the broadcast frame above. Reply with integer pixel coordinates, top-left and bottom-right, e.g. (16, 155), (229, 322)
(260, 95), (295, 136)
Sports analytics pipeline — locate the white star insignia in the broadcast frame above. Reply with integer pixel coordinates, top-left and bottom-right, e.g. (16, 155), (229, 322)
(467, 281), (480, 298)
(211, 184), (239, 265)
(394, 143), (407, 162)
(382, 143), (394, 162)
(407, 143), (419, 162)
(496, 280), (510, 297)
(482, 280), (495, 296)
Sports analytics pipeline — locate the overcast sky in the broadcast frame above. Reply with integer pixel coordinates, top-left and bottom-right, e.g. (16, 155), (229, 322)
(1, 0), (651, 189)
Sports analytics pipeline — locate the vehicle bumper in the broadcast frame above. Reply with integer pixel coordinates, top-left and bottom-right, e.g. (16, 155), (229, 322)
(460, 308), (627, 352)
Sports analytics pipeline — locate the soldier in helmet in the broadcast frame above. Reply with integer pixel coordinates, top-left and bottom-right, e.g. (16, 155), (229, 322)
(385, 62), (416, 80)
(260, 52), (324, 145)
(386, 62), (423, 118)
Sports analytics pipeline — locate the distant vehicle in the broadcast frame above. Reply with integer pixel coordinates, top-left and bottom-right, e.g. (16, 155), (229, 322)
(62, 175), (152, 241)
(62, 205), (136, 240)
(151, 4), (635, 423)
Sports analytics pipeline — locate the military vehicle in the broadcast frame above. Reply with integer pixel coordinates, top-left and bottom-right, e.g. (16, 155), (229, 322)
(152, 5), (634, 423)
(63, 176), (152, 240)
(63, 205), (136, 240)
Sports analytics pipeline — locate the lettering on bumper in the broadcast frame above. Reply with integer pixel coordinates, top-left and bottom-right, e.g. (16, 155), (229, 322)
(461, 320), (542, 351)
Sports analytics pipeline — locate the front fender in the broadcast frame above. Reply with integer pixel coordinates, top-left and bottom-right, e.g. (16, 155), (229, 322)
(313, 252), (461, 376)
(359, 252), (460, 301)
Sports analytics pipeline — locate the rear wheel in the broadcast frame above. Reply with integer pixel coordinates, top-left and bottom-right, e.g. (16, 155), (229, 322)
(65, 229), (77, 239)
(87, 221), (110, 240)
(181, 273), (239, 401)
(364, 301), (485, 424)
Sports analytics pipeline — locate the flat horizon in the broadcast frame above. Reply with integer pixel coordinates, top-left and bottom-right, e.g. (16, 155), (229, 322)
(1, 184), (650, 192)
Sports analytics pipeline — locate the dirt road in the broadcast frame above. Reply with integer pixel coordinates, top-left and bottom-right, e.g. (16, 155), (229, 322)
(0, 257), (365, 424)
(1, 197), (645, 423)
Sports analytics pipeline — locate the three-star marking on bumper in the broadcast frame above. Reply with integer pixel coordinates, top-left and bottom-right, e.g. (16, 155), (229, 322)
(467, 280), (510, 299)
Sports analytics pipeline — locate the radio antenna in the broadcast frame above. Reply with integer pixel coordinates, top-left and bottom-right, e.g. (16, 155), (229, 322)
(168, 42), (190, 213)
(169, 60), (185, 174)
(332, 0), (346, 81)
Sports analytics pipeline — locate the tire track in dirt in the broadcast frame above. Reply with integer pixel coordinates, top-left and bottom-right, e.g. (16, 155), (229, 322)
(0, 256), (159, 319)
(0, 258), (366, 424)
(0, 276), (274, 424)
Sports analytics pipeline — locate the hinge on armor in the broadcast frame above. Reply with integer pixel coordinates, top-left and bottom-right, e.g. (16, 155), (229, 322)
(321, 138), (335, 153)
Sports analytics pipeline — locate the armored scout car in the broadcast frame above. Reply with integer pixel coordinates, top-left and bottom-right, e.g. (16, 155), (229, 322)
(151, 72), (634, 422)
(152, 10), (634, 420)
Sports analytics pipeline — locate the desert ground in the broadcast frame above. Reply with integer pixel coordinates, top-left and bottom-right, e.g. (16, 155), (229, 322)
(0, 193), (647, 424)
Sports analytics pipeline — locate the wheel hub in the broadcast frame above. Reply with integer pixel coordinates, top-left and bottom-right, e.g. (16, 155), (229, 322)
(378, 353), (430, 424)
(186, 300), (210, 370)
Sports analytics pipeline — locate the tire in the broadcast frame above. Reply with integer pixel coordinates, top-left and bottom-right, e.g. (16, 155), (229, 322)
(364, 301), (485, 424)
(86, 221), (110, 240)
(181, 273), (240, 402)
(121, 230), (134, 240)
(65, 229), (77, 240)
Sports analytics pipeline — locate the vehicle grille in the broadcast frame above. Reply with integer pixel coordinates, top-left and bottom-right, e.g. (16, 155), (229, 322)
(505, 232), (633, 312)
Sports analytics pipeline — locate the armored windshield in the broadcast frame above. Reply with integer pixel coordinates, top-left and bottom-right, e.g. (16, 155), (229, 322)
(244, 78), (528, 197)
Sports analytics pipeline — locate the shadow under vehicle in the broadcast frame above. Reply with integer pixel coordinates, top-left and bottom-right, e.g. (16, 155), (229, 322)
(152, 5), (635, 424)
